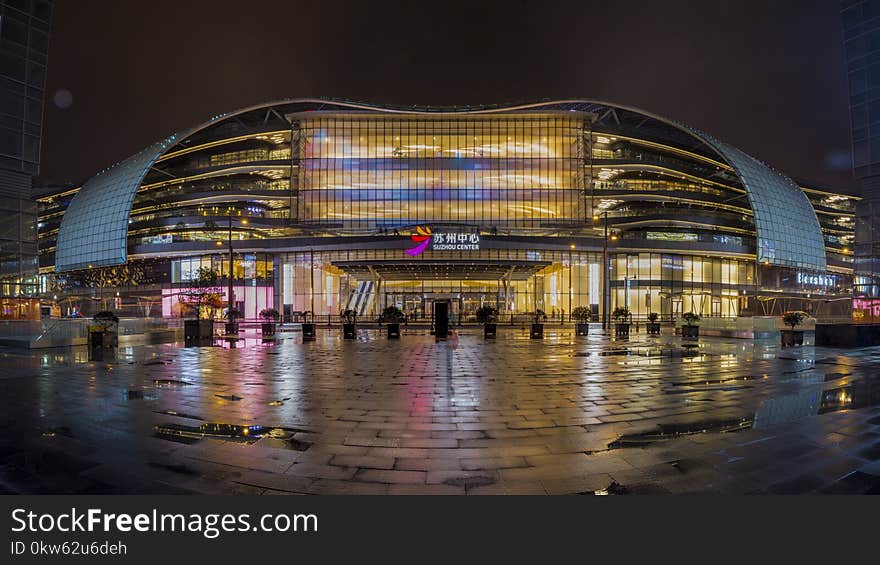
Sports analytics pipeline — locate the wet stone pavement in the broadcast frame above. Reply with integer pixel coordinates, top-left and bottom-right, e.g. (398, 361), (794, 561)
(2, 326), (880, 495)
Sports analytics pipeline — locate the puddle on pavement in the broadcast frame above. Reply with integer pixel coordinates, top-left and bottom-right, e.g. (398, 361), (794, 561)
(669, 374), (766, 388)
(153, 410), (204, 421)
(126, 389), (159, 401)
(819, 381), (880, 414)
(750, 375), (880, 429)
(154, 422), (312, 451)
(823, 372), (851, 382)
(574, 346), (713, 359)
(41, 426), (73, 438)
(592, 481), (629, 495)
(589, 480), (672, 495)
(214, 394), (243, 401)
(604, 418), (752, 450)
(154, 379), (192, 387)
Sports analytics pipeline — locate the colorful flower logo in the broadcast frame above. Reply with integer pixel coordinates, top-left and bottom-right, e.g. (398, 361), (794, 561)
(406, 226), (432, 256)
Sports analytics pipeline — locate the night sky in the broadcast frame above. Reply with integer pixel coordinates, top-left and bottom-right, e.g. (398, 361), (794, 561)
(40, 0), (856, 193)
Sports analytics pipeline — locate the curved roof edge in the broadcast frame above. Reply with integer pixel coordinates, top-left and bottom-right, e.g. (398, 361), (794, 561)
(54, 98), (828, 272)
(55, 135), (181, 271)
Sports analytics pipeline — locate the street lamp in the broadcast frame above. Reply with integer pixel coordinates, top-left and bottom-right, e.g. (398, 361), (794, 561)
(594, 211), (613, 330)
(227, 212), (247, 315)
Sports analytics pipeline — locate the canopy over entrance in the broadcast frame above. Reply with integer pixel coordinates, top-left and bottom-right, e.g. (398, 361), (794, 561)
(332, 259), (552, 281)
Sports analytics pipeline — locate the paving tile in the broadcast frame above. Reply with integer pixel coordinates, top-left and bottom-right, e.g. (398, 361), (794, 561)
(4, 331), (880, 494)
(355, 469), (427, 484)
(330, 455), (396, 470)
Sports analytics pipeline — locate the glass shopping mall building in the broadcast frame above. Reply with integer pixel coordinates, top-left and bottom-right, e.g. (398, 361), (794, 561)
(32, 99), (858, 322)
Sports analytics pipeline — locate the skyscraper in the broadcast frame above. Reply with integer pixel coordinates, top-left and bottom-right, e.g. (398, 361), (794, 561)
(0, 0), (52, 320)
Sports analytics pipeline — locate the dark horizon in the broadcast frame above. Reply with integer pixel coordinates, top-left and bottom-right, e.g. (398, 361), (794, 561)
(39, 0), (857, 193)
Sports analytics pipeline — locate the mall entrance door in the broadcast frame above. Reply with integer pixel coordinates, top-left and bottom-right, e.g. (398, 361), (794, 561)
(433, 300), (449, 339)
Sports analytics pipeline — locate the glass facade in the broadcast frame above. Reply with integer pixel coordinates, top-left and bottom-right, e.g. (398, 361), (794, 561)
(278, 248), (600, 322)
(296, 114), (586, 232)
(610, 252), (753, 319)
(0, 0), (51, 320)
(0, 192), (37, 318)
(843, 0), (880, 179)
(0, 0), (51, 175)
(163, 253), (274, 320)
(41, 99), (853, 322)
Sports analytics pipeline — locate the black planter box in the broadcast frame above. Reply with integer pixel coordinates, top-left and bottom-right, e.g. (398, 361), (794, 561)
(261, 322), (276, 336)
(387, 323), (400, 338)
(225, 322), (239, 335)
(184, 319), (214, 346)
(88, 326), (118, 349)
(343, 323), (356, 340)
(484, 323), (497, 338)
(302, 322), (316, 341)
(530, 323), (544, 339)
(575, 322), (589, 336)
(781, 329), (804, 347)
(647, 322), (661, 335)
(615, 322), (630, 337)
(681, 325), (700, 339)
(184, 319), (214, 339)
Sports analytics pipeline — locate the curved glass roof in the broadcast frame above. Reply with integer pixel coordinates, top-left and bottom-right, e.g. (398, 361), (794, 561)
(704, 137), (826, 270)
(55, 136), (180, 271)
(54, 99), (828, 272)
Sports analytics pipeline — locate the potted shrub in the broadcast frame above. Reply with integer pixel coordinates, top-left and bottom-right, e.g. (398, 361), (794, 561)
(301, 310), (316, 341)
(646, 312), (661, 335)
(476, 305), (498, 338)
(382, 305), (405, 339)
(181, 266), (219, 343)
(571, 306), (591, 336)
(259, 308), (280, 337)
(613, 306), (631, 337)
(341, 309), (357, 340)
(89, 310), (119, 349)
(530, 309), (546, 339)
(681, 311), (700, 339)
(224, 308), (242, 335)
(781, 311), (805, 347)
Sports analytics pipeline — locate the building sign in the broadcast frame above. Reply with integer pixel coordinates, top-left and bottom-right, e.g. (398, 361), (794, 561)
(853, 298), (880, 321)
(796, 272), (835, 287)
(407, 226), (480, 256)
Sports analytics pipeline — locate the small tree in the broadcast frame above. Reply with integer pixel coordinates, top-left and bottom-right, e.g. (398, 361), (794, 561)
(682, 311), (701, 326)
(647, 312), (659, 323)
(612, 306), (630, 323)
(571, 306), (591, 322)
(475, 305), (498, 324)
(533, 309), (546, 323)
(783, 311), (805, 330)
(382, 305), (405, 323)
(179, 267), (221, 319)
(225, 308), (243, 321)
(260, 308), (280, 322)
